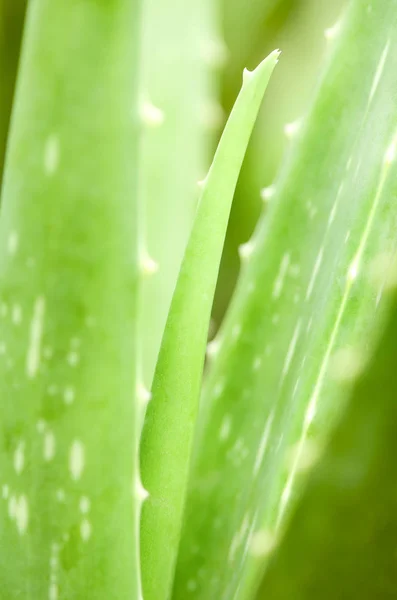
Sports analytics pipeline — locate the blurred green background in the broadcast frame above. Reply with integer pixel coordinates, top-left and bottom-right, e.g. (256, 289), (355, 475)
(0, 0), (347, 327)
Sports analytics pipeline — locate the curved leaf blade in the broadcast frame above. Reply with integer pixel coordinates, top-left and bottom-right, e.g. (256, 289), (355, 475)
(140, 50), (280, 600)
(173, 1), (397, 598)
(258, 272), (397, 598)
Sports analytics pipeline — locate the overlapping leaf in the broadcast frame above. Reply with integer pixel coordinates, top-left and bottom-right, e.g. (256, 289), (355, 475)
(140, 0), (220, 385)
(258, 264), (397, 599)
(140, 51), (279, 600)
(173, 1), (397, 598)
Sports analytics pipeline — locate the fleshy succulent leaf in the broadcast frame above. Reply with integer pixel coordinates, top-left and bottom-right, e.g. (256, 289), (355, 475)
(140, 0), (220, 386)
(0, 1), (141, 598)
(173, 1), (397, 598)
(139, 50), (280, 600)
(257, 271), (397, 599)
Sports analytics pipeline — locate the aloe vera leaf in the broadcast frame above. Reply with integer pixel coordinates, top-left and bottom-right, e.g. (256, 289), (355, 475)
(214, 0), (346, 327)
(0, 1), (141, 599)
(140, 0), (221, 386)
(139, 50), (280, 600)
(173, 1), (397, 598)
(257, 272), (397, 599)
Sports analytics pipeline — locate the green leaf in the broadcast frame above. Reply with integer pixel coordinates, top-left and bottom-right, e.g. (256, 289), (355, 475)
(215, 0), (345, 328)
(257, 268), (397, 599)
(140, 50), (280, 600)
(173, 1), (397, 598)
(0, 1), (141, 598)
(140, 0), (220, 385)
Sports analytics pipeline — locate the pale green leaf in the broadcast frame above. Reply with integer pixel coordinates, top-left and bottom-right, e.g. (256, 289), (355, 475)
(140, 0), (220, 385)
(0, 1), (141, 598)
(140, 50), (280, 600)
(173, 1), (397, 598)
(258, 269), (397, 599)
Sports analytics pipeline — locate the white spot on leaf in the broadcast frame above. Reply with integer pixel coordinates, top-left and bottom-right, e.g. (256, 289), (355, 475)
(306, 247), (324, 300)
(368, 40), (390, 105)
(67, 351), (80, 367)
(273, 253), (290, 299)
(69, 440), (85, 481)
(44, 431), (56, 461)
(80, 518), (92, 541)
(56, 489), (65, 502)
(254, 413), (274, 475)
(79, 496), (91, 514)
(15, 495), (29, 535)
(49, 582), (58, 600)
(26, 296), (46, 378)
(140, 101), (164, 127)
(219, 415), (232, 441)
(7, 231), (19, 256)
(12, 304), (22, 325)
(63, 386), (75, 405)
(282, 320), (302, 378)
(14, 441), (25, 475)
(44, 134), (60, 175)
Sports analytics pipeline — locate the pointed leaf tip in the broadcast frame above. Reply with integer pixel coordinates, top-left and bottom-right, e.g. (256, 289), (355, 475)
(242, 49), (281, 85)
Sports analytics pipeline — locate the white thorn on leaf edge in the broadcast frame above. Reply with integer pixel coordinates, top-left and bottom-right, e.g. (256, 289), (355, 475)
(197, 175), (208, 189)
(238, 240), (255, 260)
(260, 185), (276, 201)
(249, 530), (277, 557)
(137, 383), (152, 404)
(324, 20), (342, 41)
(206, 338), (220, 358)
(140, 253), (159, 276)
(385, 140), (396, 164)
(135, 478), (149, 502)
(140, 101), (165, 127)
(284, 119), (301, 139)
(329, 347), (365, 383)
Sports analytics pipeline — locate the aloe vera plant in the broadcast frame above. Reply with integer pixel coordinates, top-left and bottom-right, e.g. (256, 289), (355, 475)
(140, 51), (279, 600)
(173, 0), (397, 598)
(1, 0), (397, 599)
